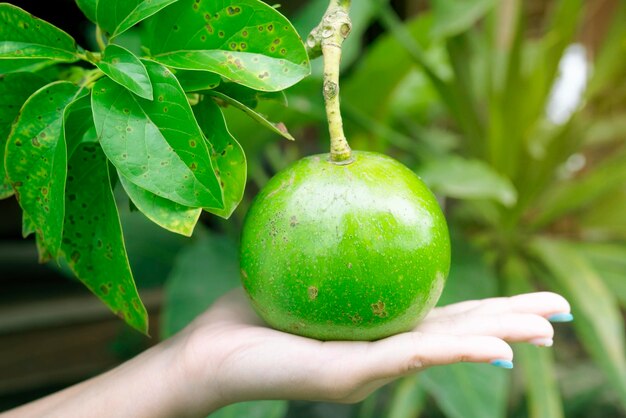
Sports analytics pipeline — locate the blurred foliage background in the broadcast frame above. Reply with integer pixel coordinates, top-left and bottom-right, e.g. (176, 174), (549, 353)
(1, 0), (626, 417)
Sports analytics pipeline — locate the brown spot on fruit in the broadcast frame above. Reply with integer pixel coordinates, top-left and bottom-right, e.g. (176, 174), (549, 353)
(307, 286), (318, 300)
(371, 301), (387, 318)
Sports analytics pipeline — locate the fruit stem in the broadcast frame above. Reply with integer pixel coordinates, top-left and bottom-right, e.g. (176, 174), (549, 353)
(308, 0), (353, 164)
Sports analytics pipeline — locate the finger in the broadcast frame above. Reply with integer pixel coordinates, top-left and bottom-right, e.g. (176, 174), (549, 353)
(427, 292), (570, 320)
(417, 313), (554, 343)
(353, 333), (513, 381)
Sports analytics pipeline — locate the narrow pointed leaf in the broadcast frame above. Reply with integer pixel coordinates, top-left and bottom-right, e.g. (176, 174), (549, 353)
(517, 346), (564, 418)
(430, 0), (498, 38)
(76, 0), (97, 23)
(96, 44), (153, 100)
(5, 82), (82, 258)
(119, 173), (201, 237)
(0, 4), (79, 63)
(193, 98), (246, 218)
(207, 90), (294, 141)
(531, 238), (626, 405)
(504, 258), (564, 418)
(0, 72), (49, 199)
(92, 61), (224, 209)
(97, 0), (180, 39)
(146, 0), (310, 91)
(63, 143), (148, 334)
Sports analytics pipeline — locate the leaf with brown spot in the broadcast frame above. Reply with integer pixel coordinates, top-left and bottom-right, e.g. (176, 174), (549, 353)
(5, 81), (84, 259)
(96, 0), (180, 39)
(0, 72), (48, 200)
(92, 60), (224, 210)
(193, 98), (246, 219)
(62, 102), (148, 333)
(0, 3), (79, 72)
(118, 173), (201, 237)
(145, 0), (310, 91)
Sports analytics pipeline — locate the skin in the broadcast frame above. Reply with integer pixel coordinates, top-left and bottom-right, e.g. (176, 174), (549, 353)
(3, 289), (571, 418)
(241, 151), (451, 340)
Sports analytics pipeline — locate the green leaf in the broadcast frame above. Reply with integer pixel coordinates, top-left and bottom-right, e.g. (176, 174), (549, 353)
(0, 4), (79, 64)
(152, 50), (309, 92)
(146, 0), (310, 92)
(578, 243), (626, 307)
(430, 0), (498, 39)
(76, 0), (97, 23)
(0, 72), (49, 199)
(175, 70), (221, 92)
(422, 363), (508, 418)
(0, 58), (52, 74)
(92, 60), (224, 210)
(96, 0), (180, 39)
(417, 156), (518, 207)
(210, 401), (287, 418)
(517, 346), (564, 418)
(533, 151), (626, 228)
(62, 137), (148, 334)
(384, 376), (426, 418)
(118, 174), (201, 237)
(162, 231), (239, 337)
(503, 258), (564, 418)
(5, 82), (82, 259)
(206, 90), (294, 141)
(96, 44), (153, 100)
(531, 238), (626, 405)
(193, 98), (246, 219)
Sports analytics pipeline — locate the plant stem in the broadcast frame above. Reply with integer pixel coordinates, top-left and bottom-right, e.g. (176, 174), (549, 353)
(308, 0), (353, 163)
(95, 26), (107, 51)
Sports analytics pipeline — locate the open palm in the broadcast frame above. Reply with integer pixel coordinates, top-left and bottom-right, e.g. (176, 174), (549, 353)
(180, 289), (570, 410)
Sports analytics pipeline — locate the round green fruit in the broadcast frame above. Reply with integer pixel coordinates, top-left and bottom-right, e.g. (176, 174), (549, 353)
(240, 151), (450, 341)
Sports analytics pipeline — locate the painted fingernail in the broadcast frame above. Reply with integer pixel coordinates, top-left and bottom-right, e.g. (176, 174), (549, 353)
(548, 313), (574, 323)
(490, 359), (514, 369)
(530, 338), (554, 347)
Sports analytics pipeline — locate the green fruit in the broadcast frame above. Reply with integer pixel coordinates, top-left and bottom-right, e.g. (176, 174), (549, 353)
(240, 151), (450, 341)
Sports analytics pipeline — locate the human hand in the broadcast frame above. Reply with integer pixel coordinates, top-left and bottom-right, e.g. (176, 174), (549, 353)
(177, 289), (571, 414)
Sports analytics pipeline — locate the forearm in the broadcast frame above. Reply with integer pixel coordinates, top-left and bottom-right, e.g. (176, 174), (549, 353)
(2, 335), (218, 418)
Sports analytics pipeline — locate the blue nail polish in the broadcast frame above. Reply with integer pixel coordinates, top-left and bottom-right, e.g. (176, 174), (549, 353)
(491, 359), (514, 369)
(548, 313), (574, 323)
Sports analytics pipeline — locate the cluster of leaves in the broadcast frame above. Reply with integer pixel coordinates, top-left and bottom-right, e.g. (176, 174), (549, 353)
(0, 0), (310, 333)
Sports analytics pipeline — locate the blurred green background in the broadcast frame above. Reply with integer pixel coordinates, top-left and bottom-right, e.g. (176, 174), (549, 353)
(1, 0), (625, 417)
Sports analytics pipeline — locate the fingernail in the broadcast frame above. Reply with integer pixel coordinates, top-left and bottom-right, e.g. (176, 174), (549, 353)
(491, 359), (514, 369)
(530, 338), (554, 347)
(548, 313), (574, 323)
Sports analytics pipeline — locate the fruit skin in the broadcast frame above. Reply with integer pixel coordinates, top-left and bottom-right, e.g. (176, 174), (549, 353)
(240, 151), (450, 341)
